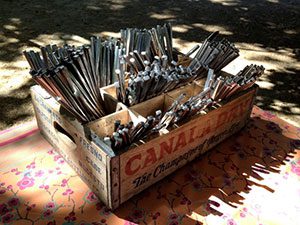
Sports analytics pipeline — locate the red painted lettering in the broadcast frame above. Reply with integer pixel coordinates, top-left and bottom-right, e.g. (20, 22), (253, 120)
(215, 112), (228, 130)
(189, 126), (197, 143)
(159, 137), (175, 160)
(142, 147), (158, 169)
(125, 154), (141, 176)
(197, 120), (211, 138)
(174, 132), (187, 151)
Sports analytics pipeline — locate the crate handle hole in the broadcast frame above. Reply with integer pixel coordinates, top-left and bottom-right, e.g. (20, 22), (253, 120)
(53, 122), (77, 151)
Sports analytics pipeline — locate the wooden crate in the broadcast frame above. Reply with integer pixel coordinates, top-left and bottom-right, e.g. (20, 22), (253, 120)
(31, 75), (257, 209)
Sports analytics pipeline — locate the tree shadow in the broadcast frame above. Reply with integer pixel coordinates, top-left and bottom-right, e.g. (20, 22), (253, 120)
(0, 0), (299, 62)
(0, 108), (299, 224)
(256, 67), (300, 122)
(0, 79), (35, 130)
(113, 113), (300, 224)
(0, 0), (299, 129)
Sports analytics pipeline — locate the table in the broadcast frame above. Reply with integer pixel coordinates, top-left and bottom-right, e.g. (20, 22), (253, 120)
(0, 106), (299, 225)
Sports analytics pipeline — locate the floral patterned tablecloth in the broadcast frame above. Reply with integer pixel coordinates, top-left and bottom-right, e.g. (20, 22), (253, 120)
(0, 106), (300, 225)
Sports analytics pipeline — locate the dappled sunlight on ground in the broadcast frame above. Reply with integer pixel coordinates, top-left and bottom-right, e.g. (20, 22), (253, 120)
(0, 0), (299, 130)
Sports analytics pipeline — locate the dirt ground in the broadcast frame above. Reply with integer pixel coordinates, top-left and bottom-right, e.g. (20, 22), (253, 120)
(0, 0), (299, 130)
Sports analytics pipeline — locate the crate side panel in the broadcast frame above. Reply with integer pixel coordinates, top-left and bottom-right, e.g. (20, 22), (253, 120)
(119, 88), (256, 203)
(31, 86), (110, 204)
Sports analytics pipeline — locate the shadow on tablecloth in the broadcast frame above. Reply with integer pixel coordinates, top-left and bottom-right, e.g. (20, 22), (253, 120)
(0, 106), (299, 225)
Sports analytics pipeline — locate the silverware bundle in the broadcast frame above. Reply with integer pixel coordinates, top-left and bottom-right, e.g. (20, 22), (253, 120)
(115, 31), (240, 106)
(115, 57), (198, 106)
(90, 37), (124, 87)
(153, 90), (213, 130)
(121, 23), (173, 64)
(24, 37), (122, 122)
(187, 31), (239, 78)
(206, 64), (265, 101)
(106, 91), (212, 150)
(105, 110), (162, 151)
(109, 64), (264, 150)
(155, 64), (265, 130)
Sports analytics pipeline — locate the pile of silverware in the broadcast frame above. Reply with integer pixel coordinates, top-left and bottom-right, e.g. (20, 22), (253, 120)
(151, 65), (265, 131)
(187, 31), (239, 77)
(24, 23), (264, 147)
(24, 38), (122, 122)
(115, 30), (240, 106)
(116, 58), (196, 106)
(121, 23), (173, 64)
(206, 65), (265, 101)
(104, 111), (162, 151)
(107, 64), (264, 151)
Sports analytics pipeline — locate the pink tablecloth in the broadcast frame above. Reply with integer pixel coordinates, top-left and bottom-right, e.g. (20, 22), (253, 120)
(0, 106), (300, 225)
